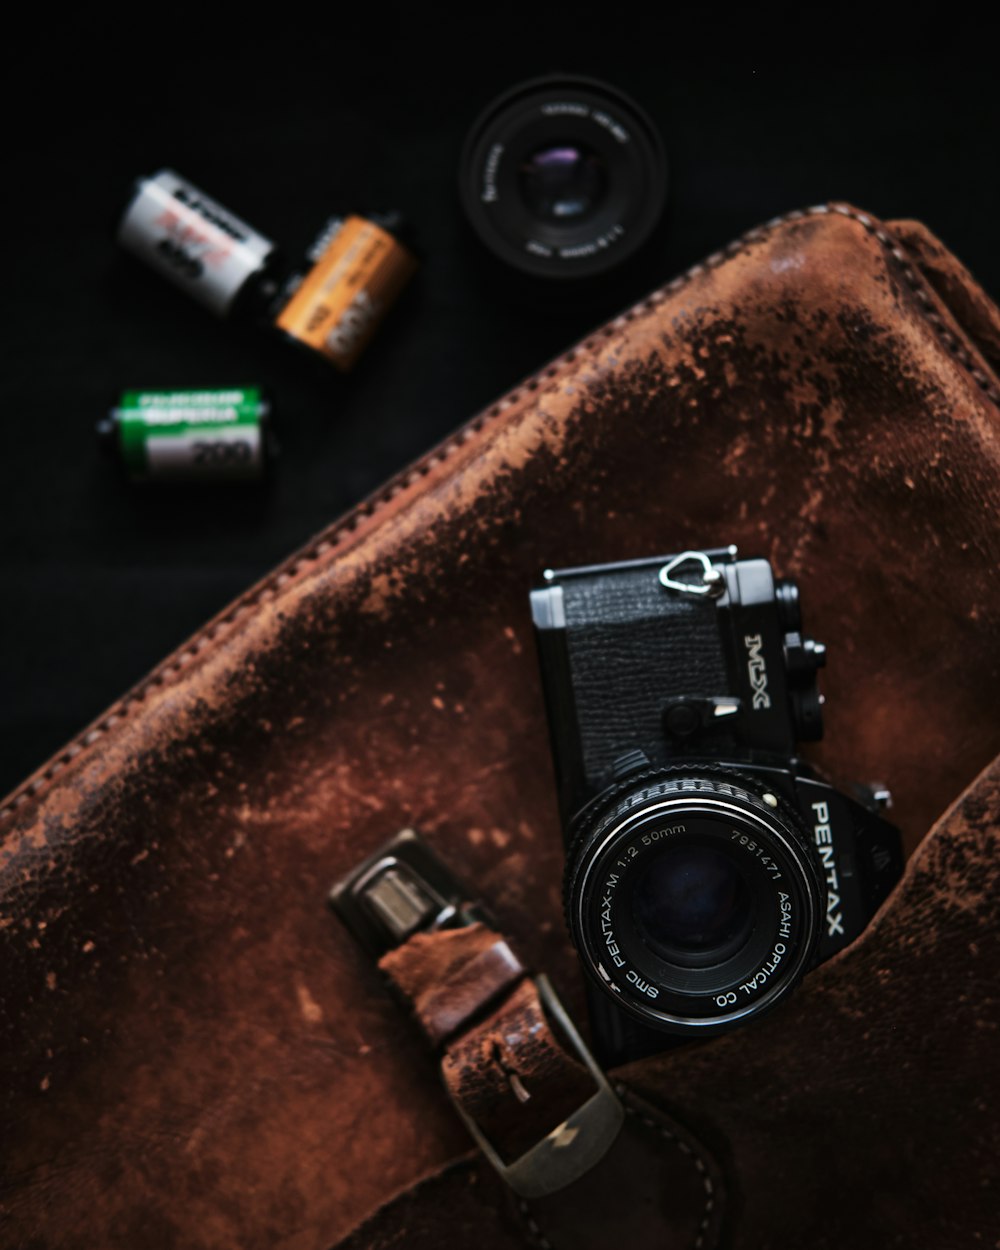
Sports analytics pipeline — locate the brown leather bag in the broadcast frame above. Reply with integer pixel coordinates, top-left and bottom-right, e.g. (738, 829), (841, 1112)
(2, 202), (998, 1249)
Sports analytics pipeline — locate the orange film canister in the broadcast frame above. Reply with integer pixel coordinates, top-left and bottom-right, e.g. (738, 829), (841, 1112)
(275, 216), (417, 372)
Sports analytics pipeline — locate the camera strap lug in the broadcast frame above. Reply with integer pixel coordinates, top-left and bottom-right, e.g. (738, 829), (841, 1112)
(658, 549), (730, 598)
(329, 830), (625, 1198)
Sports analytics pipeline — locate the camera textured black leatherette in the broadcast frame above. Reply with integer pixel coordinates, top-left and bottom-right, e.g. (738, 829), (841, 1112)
(562, 568), (733, 782)
(2, 204), (999, 1250)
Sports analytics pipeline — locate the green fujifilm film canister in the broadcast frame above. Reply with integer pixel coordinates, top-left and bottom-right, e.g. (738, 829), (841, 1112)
(98, 387), (275, 483)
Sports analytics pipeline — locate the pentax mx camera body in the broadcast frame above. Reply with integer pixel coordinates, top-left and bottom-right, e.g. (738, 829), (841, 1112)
(531, 547), (903, 1066)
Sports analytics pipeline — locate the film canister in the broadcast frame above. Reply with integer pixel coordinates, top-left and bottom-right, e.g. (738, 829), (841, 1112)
(274, 212), (418, 372)
(98, 387), (275, 484)
(118, 170), (280, 319)
(118, 170), (418, 371)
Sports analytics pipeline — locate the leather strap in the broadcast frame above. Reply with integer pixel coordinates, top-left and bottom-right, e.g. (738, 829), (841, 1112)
(380, 923), (597, 1159)
(378, 922), (726, 1249)
(379, 924), (526, 1047)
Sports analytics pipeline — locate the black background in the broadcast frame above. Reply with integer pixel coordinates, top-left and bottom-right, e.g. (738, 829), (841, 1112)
(3, 23), (997, 797)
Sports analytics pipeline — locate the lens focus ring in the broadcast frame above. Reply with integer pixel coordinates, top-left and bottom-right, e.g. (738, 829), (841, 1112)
(564, 773), (822, 1035)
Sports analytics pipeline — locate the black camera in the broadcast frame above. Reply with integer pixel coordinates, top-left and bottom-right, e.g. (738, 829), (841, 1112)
(531, 547), (903, 1066)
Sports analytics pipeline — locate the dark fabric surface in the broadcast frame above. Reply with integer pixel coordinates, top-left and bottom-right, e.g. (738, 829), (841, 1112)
(2, 22), (999, 795)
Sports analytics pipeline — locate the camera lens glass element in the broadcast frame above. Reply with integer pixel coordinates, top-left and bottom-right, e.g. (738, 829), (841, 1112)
(459, 76), (667, 280)
(567, 779), (822, 1034)
(518, 144), (608, 224)
(632, 844), (754, 965)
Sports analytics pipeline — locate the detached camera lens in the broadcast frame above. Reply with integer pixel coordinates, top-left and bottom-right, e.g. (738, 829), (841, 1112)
(459, 76), (668, 280)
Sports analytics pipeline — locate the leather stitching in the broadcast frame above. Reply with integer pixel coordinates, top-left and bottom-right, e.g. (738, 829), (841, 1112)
(516, 1085), (719, 1250)
(3, 201), (996, 826)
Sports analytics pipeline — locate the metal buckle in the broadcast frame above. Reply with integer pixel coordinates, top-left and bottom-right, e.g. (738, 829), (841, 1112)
(448, 974), (625, 1198)
(329, 828), (486, 957)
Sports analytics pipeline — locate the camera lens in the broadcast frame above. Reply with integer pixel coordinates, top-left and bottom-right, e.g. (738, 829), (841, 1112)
(459, 76), (667, 280)
(565, 775), (822, 1034)
(519, 144), (608, 224)
(632, 844), (754, 966)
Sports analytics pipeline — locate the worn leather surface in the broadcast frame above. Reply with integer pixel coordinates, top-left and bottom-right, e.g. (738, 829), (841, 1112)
(380, 924), (527, 1049)
(2, 204), (999, 1248)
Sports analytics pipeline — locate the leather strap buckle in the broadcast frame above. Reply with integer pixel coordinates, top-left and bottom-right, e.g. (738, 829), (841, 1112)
(449, 973), (624, 1198)
(329, 828), (486, 956)
(330, 830), (624, 1198)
